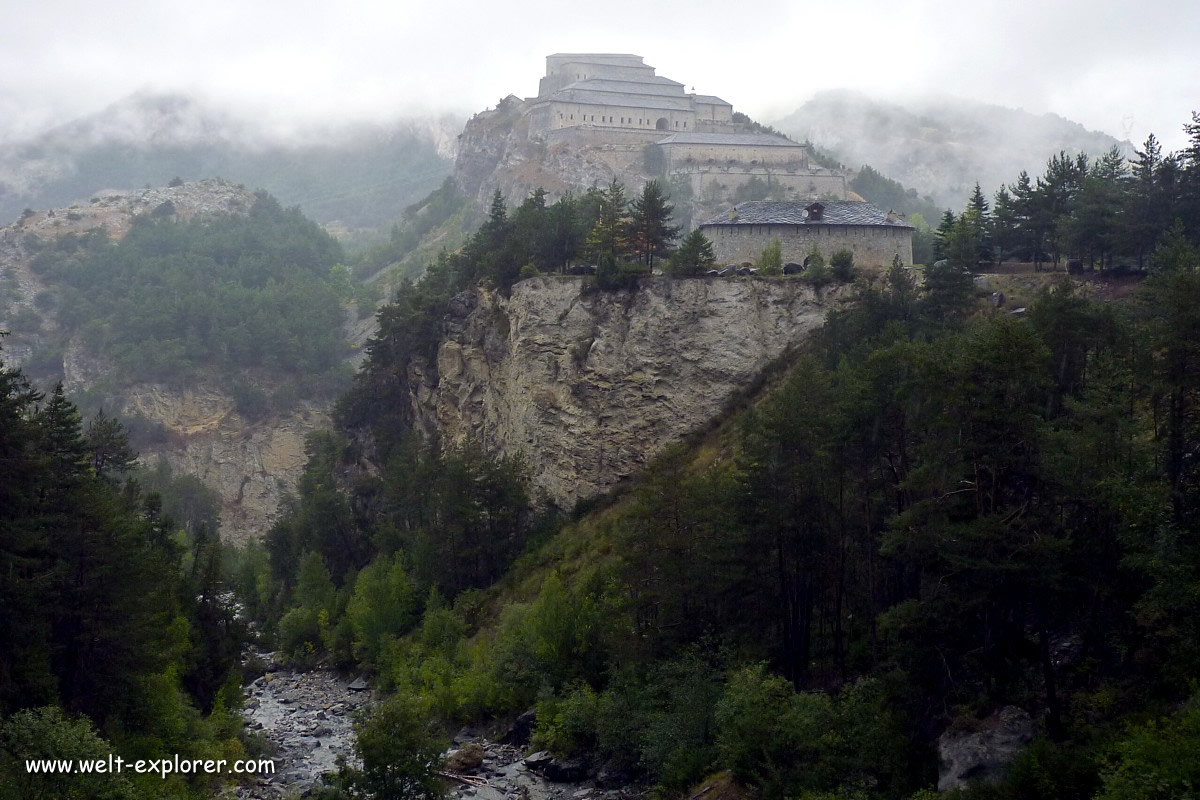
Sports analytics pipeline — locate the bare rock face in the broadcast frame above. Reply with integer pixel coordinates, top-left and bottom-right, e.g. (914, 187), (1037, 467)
(410, 276), (846, 509)
(120, 383), (329, 541)
(937, 707), (1035, 792)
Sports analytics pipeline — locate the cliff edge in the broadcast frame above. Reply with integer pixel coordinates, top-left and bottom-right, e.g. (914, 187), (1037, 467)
(410, 276), (846, 508)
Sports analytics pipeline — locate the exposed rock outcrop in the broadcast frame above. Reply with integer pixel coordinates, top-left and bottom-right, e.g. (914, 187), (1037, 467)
(409, 276), (847, 510)
(937, 707), (1035, 792)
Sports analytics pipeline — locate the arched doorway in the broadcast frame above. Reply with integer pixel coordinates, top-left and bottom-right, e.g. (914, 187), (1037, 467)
(655, 117), (669, 131)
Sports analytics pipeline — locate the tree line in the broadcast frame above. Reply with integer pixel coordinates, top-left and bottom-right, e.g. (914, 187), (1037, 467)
(934, 114), (1200, 271)
(0, 354), (249, 799)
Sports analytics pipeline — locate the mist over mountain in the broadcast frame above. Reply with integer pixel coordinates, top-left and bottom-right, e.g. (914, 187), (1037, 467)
(0, 91), (460, 229)
(773, 90), (1134, 210)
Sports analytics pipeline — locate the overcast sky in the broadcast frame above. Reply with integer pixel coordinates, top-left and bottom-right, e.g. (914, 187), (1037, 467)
(1, 0), (1196, 151)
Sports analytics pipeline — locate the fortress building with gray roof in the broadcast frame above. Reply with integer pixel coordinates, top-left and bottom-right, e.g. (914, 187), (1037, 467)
(700, 201), (914, 267)
(520, 54), (848, 204)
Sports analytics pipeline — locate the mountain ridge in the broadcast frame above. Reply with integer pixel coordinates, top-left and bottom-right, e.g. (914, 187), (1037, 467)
(772, 89), (1134, 209)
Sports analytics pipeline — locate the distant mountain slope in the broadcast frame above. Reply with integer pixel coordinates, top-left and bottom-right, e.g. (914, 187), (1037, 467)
(0, 92), (459, 229)
(773, 90), (1132, 209)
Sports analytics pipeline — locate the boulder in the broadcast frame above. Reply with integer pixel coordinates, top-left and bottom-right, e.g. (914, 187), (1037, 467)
(446, 742), (486, 773)
(542, 756), (589, 783)
(499, 709), (537, 746)
(348, 676), (369, 691)
(523, 751), (555, 770)
(937, 706), (1035, 792)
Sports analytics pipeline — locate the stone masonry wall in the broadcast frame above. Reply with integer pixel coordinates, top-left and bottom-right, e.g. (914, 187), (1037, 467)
(661, 142), (809, 168)
(546, 102), (696, 132)
(680, 169), (847, 202)
(704, 223), (913, 267)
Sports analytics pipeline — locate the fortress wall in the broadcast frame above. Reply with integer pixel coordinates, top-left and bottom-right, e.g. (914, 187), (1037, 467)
(546, 102), (696, 132)
(703, 223), (913, 268)
(545, 126), (665, 148)
(662, 142), (809, 168)
(694, 120), (738, 133)
(677, 169), (848, 202)
(694, 102), (734, 123)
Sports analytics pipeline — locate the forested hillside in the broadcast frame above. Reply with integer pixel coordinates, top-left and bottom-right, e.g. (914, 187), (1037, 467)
(0, 181), (374, 538)
(211, 112), (1200, 800)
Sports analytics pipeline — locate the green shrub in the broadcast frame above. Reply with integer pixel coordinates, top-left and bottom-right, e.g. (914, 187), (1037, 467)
(0, 706), (146, 800)
(804, 247), (830, 287)
(534, 682), (601, 756)
(1096, 697), (1200, 800)
(519, 263), (541, 280)
(278, 606), (321, 655)
(759, 239), (783, 275)
(338, 691), (446, 800)
(830, 249), (855, 281)
(347, 554), (418, 668)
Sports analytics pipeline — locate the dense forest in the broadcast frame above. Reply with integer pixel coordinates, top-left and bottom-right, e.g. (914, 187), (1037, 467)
(0, 362), (249, 799)
(23, 192), (363, 407)
(225, 114), (1200, 799)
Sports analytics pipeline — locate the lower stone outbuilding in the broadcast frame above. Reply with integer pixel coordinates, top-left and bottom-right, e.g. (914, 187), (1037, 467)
(699, 200), (914, 268)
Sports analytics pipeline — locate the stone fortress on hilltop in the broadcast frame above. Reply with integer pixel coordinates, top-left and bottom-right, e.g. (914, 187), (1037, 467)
(522, 53), (847, 203)
(455, 53), (912, 265)
(528, 53), (734, 134)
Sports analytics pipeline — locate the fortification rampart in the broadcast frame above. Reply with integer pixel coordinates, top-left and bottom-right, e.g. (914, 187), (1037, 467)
(704, 223), (913, 268)
(680, 168), (847, 202)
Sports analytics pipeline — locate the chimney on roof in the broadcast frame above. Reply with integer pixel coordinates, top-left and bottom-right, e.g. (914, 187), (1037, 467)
(886, 209), (900, 223)
(805, 202), (825, 221)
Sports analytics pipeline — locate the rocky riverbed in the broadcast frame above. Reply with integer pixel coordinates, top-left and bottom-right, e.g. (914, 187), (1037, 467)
(220, 654), (367, 799)
(441, 731), (643, 800)
(218, 652), (644, 800)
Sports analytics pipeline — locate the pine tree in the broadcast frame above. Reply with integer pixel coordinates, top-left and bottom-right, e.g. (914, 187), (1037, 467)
(84, 410), (137, 481)
(992, 186), (1018, 264)
(36, 383), (89, 486)
(629, 180), (680, 268)
(1125, 134), (1165, 268)
(969, 182), (992, 264)
(586, 180), (632, 264)
(669, 229), (716, 276)
(933, 210), (956, 261)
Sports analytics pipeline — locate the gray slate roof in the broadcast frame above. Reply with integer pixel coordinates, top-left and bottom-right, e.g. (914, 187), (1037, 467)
(657, 132), (802, 147)
(691, 94), (733, 106)
(549, 88), (695, 111)
(700, 201), (915, 229)
(564, 78), (687, 97)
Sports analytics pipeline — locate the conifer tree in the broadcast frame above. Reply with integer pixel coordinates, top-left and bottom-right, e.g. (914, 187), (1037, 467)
(933, 210), (956, 261)
(669, 229), (716, 275)
(629, 180), (680, 268)
(586, 180), (632, 264)
(968, 182), (992, 263)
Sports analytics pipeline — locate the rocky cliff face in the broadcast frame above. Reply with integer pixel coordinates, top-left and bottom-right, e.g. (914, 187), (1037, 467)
(454, 96), (652, 211)
(409, 276), (846, 509)
(0, 180), (335, 542)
